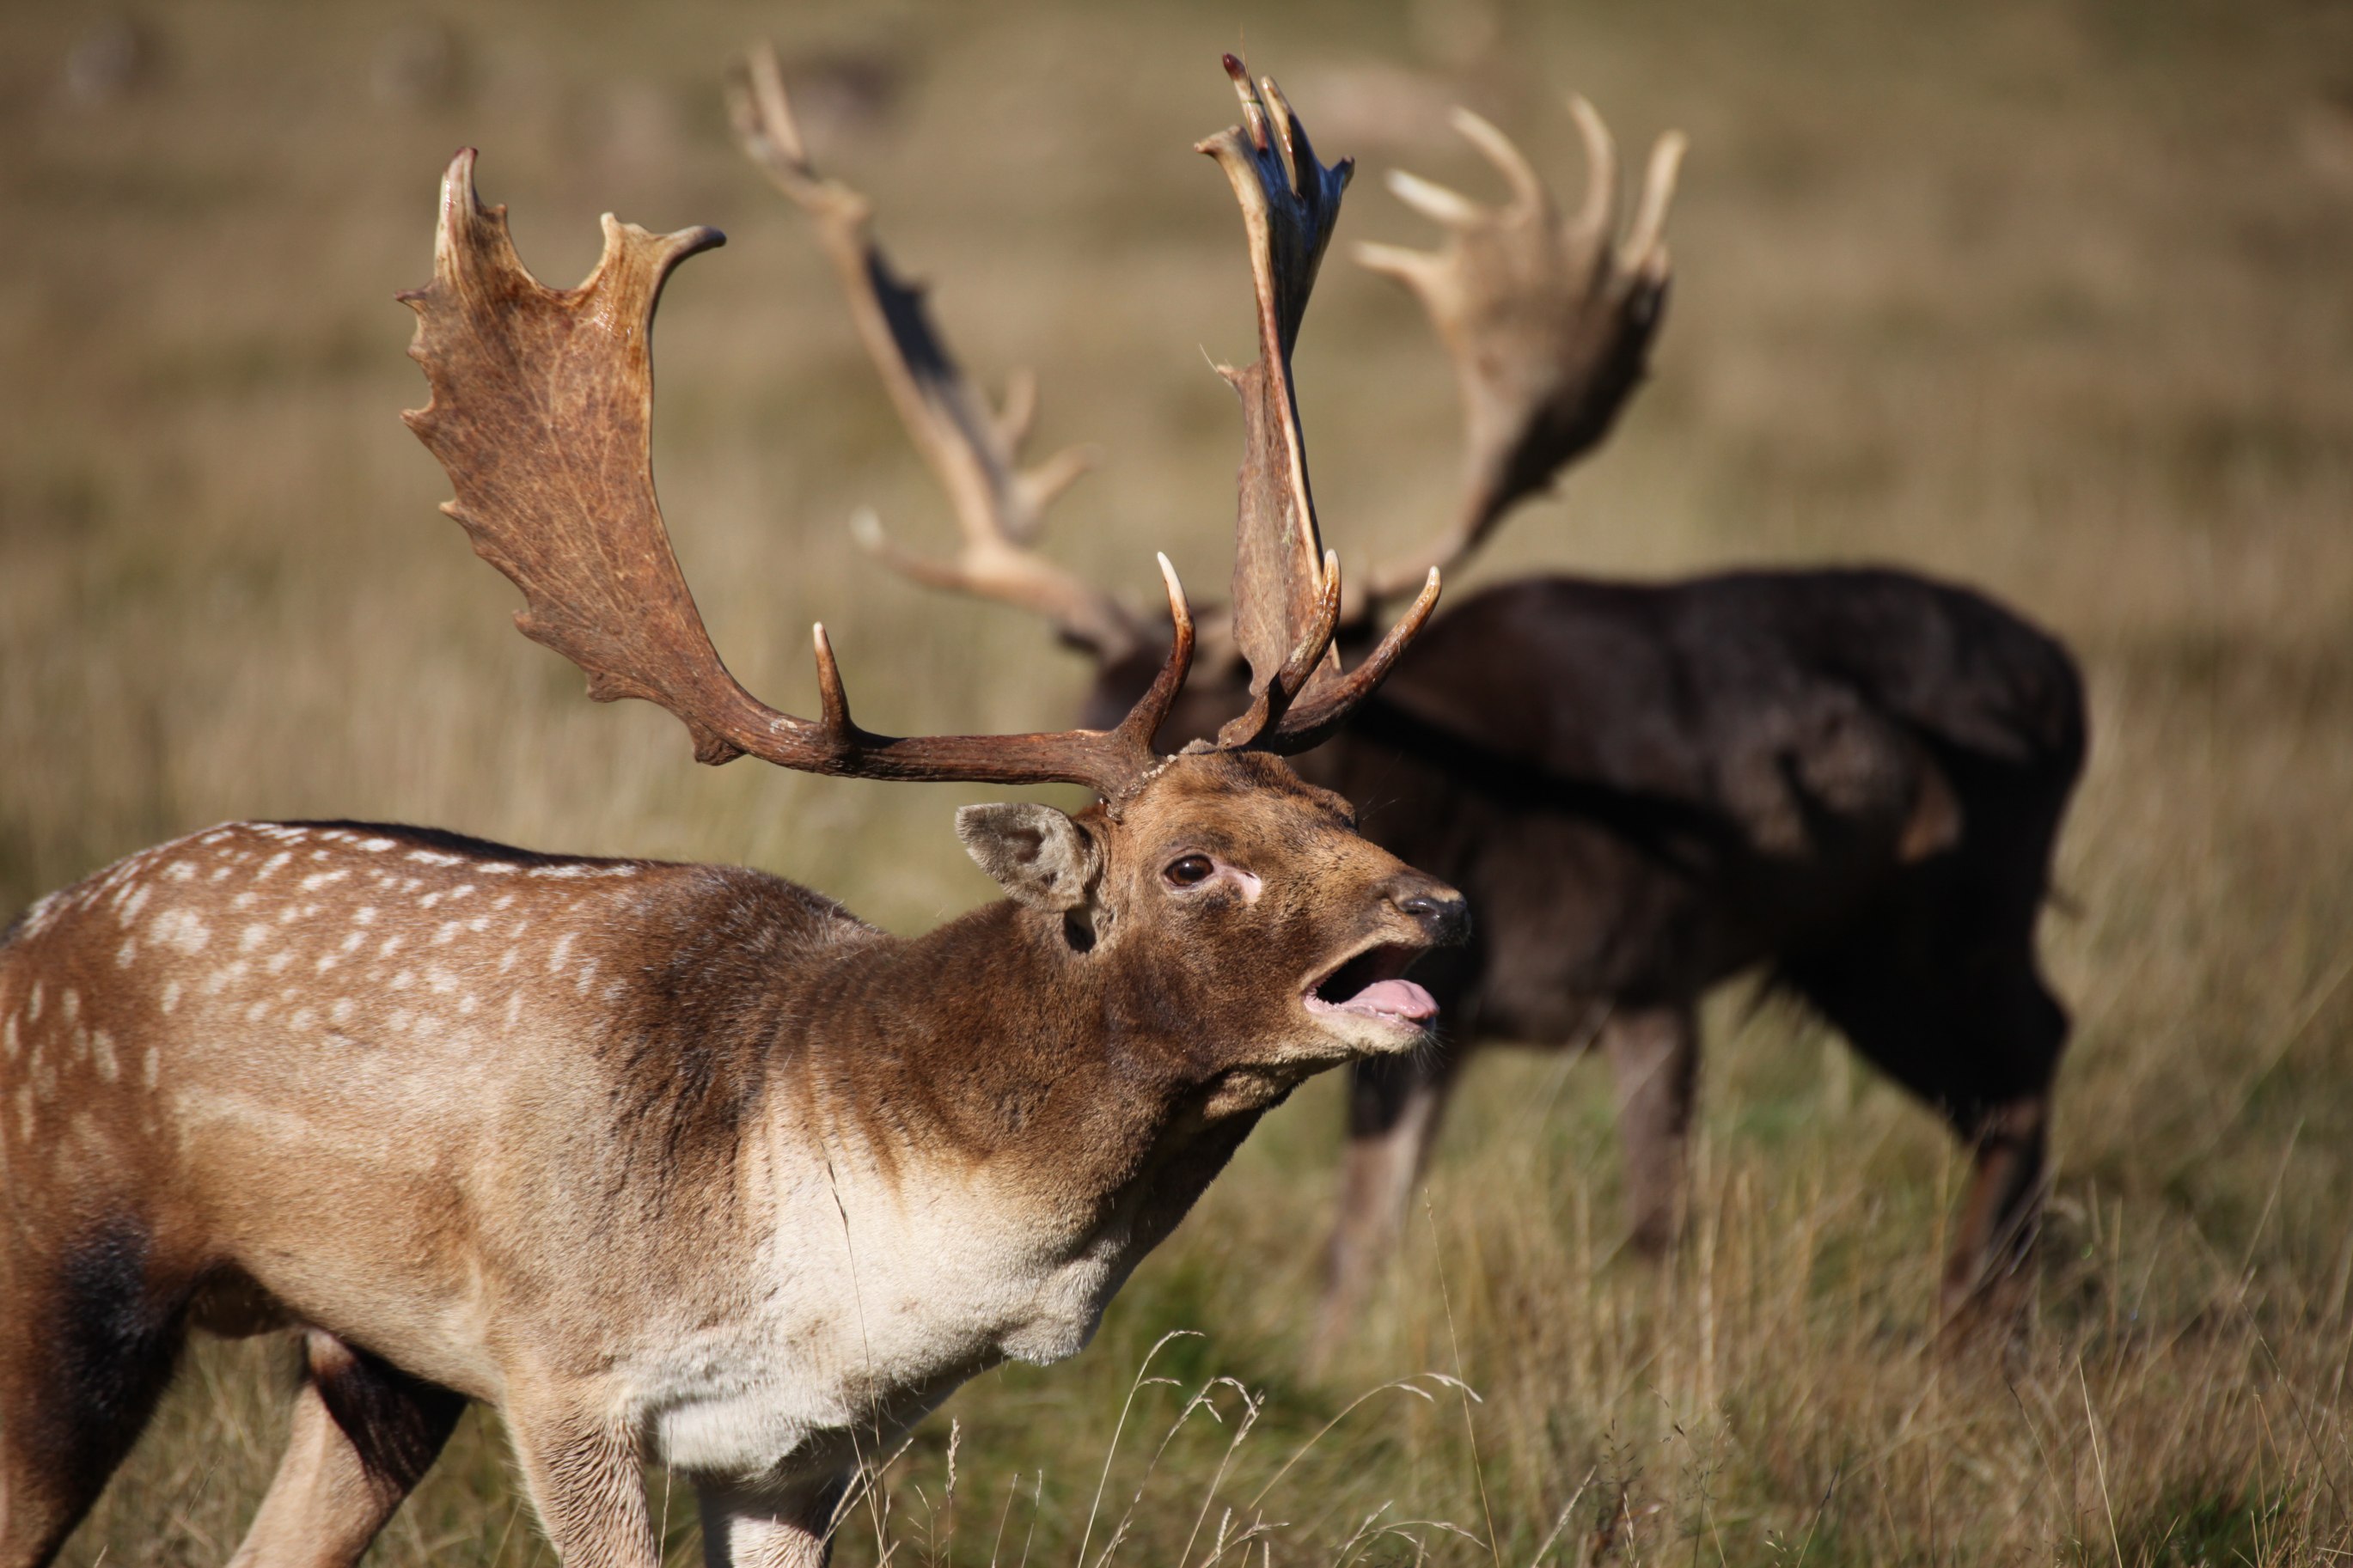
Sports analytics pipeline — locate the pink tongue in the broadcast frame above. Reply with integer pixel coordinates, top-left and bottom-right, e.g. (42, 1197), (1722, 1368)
(1339, 979), (1438, 1022)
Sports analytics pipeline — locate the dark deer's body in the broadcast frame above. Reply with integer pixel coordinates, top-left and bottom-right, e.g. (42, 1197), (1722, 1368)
(838, 76), (2087, 1339)
(1091, 567), (2086, 1332)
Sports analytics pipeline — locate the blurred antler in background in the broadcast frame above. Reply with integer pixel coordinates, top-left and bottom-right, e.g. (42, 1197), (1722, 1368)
(1355, 98), (1683, 605)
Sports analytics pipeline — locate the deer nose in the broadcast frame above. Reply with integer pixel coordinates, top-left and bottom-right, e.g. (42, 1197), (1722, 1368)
(1385, 876), (1470, 947)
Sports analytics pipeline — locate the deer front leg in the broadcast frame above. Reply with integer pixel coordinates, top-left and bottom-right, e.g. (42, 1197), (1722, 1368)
(1940, 1094), (2050, 1333)
(1311, 1044), (1464, 1367)
(696, 1474), (849, 1568)
(1603, 1003), (1699, 1257)
(503, 1386), (658, 1568)
(228, 1332), (465, 1568)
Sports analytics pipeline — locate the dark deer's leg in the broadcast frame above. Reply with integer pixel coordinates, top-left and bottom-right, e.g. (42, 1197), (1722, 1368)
(1311, 1041), (1466, 1364)
(1939, 1094), (2050, 1329)
(1603, 1003), (1700, 1256)
(227, 1331), (464, 1567)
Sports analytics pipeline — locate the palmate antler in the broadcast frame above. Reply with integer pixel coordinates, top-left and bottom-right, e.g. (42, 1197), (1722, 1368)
(1355, 99), (1684, 604)
(400, 58), (1439, 800)
(400, 150), (1194, 800)
(1197, 57), (1441, 752)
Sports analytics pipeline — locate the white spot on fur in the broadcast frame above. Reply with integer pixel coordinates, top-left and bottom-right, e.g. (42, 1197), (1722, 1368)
(160, 979), (182, 1015)
(465, 915), (489, 934)
(330, 998), (355, 1025)
(199, 829), (235, 845)
(116, 937), (139, 968)
(458, 993), (479, 1016)
(266, 950), (295, 975)
(362, 838), (395, 852)
(547, 932), (575, 973)
(531, 863), (590, 880)
(492, 894), (516, 911)
(354, 906), (377, 925)
(300, 869), (350, 892)
(390, 970), (415, 991)
(62, 990), (80, 1025)
(153, 909), (211, 955)
(420, 892), (443, 911)
(254, 851), (293, 882)
(377, 935), (405, 959)
(315, 953), (341, 974)
(240, 923), (273, 954)
(574, 958), (600, 995)
(310, 848), (331, 861)
(27, 982), (42, 1022)
(164, 862), (197, 883)
(208, 864), (233, 883)
(91, 1030), (119, 1083)
(3, 1014), (17, 1060)
(503, 991), (523, 1031)
(117, 884), (151, 925)
(428, 968), (458, 995)
(432, 921), (461, 946)
(245, 1000), (269, 1022)
(143, 1046), (161, 1089)
(339, 930), (365, 955)
(407, 850), (462, 867)
(291, 1006), (317, 1029)
(498, 946), (518, 973)
(481, 863), (519, 876)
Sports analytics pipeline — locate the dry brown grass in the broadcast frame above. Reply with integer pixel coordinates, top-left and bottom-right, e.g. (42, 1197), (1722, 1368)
(6, 0), (2351, 1562)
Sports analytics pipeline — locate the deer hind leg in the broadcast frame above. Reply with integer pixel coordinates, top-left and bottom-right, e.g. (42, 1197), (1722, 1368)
(1602, 1003), (1701, 1257)
(1310, 1042), (1465, 1367)
(226, 1331), (464, 1568)
(1, 1217), (193, 1568)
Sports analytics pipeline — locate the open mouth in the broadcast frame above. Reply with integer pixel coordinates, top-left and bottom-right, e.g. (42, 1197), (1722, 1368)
(1304, 942), (1438, 1028)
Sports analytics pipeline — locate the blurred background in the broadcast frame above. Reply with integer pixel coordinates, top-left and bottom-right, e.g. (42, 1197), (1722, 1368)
(5, 1), (2350, 1562)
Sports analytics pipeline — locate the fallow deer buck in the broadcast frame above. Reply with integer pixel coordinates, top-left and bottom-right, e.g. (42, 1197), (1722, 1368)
(0, 58), (1466, 1568)
(767, 70), (2088, 1348)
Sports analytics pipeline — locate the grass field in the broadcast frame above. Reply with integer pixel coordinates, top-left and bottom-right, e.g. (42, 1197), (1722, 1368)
(6, 0), (2352, 1561)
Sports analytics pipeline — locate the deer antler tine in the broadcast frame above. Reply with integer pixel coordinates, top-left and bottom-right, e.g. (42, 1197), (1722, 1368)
(1115, 554), (1199, 754)
(810, 623), (853, 736)
(1621, 131), (1687, 278)
(995, 367), (1040, 449)
(1222, 52), (1271, 151)
(1566, 95), (1619, 240)
(1451, 107), (1549, 219)
(1263, 567), (1442, 753)
(1386, 168), (1487, 229)
(1354, 238), (1444, 291)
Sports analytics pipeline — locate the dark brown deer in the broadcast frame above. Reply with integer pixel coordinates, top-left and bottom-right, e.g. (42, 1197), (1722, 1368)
(790, 80), (2087, 1350)
(0, 59), (1466, 1568)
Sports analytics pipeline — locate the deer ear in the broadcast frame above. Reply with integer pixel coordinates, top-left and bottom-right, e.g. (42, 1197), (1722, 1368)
(956, 803), (1102, 913)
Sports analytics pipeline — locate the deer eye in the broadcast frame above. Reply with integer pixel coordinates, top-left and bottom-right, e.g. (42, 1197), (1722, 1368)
(1163, 854), (1215, 888)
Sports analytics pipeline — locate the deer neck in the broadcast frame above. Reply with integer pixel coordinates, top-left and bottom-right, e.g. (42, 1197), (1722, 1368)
(740, 898), (1276, 1364)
